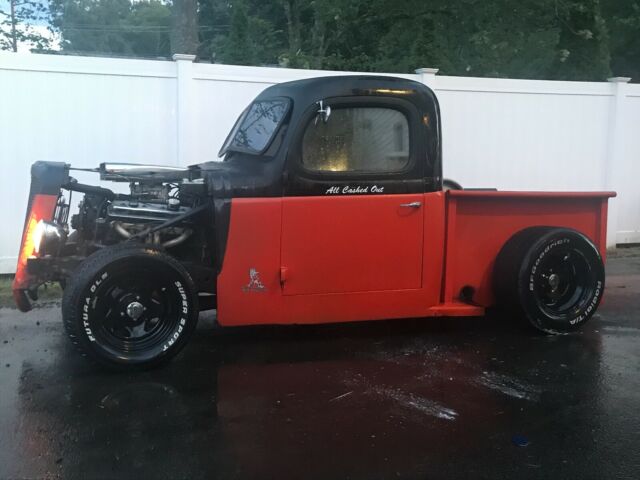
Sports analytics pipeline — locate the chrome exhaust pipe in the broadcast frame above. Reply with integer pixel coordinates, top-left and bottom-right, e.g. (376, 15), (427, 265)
(99, 163), (190, 182)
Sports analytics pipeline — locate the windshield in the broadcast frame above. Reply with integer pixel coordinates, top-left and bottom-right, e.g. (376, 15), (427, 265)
(218, 97), (290, 157)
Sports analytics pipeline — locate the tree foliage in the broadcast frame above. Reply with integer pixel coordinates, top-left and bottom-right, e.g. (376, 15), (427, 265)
(602, 0), (640, 80)
(0, 0), (51, 52)
(552, 0), (611, 80)
(171, 0), (198, 55)
(49, 0), (172, 57)
(199, 0), (636, 81)
(10, 0), (637, 81)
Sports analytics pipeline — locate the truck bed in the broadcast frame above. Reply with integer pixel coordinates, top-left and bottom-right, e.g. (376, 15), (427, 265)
(442, 190), (615, 308)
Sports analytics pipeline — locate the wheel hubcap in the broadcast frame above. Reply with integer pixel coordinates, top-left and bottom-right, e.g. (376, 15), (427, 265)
(87, 266), (184, 356)
(126, 301), (145, 321)
(535, 247), (595, 318)
(547, 273), (560, 292)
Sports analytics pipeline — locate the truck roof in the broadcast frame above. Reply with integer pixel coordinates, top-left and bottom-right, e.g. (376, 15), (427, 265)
(256, 75), (438, 111)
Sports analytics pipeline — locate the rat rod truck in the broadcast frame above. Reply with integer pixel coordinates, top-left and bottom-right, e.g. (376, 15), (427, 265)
(12, 76), (615, 369)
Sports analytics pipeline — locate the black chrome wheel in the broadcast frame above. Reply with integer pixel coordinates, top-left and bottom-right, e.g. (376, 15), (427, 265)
(62, 245), (198, 369)
(495, 227), (605, 334)
(91, 271), (183, 357)
(534, 248), (595, 319)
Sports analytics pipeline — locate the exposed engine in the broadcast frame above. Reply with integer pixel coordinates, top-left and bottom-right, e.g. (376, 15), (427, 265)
(107, 197), (194, 249)
(13, 161), (218, 312)
(65, 163), (208, 254)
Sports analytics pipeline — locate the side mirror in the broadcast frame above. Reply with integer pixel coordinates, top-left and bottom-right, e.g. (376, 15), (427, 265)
(315, 100), (331, 125)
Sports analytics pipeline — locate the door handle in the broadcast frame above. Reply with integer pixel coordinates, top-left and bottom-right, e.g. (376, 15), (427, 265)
(400, 201), (422, 208)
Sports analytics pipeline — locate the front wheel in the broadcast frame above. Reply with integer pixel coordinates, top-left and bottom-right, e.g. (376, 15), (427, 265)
(494, 227), (605, 334)
(62, 245), (199, 369)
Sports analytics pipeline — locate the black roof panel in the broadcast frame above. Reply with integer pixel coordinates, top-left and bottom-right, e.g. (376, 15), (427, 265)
(256, 75), (435, 107)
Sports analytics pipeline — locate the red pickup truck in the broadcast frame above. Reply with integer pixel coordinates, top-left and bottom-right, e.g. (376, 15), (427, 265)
(12, 76), (615, 369)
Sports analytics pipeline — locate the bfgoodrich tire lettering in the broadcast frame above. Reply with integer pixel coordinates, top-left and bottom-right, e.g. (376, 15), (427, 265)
(494, 227), (605, 334)
(62, 245), (199, 369)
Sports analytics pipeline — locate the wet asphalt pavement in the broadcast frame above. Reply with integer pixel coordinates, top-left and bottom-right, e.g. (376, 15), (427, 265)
(1, 254), (639, 480)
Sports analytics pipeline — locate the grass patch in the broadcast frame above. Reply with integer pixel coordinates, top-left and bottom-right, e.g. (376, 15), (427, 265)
(0, 275), (62, 309)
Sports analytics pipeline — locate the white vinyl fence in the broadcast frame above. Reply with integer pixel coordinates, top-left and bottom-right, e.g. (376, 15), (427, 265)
(1, 52), (639, 273)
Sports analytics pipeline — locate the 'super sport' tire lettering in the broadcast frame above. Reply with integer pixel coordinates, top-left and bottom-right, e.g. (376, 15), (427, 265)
(162, 281), (189, 352)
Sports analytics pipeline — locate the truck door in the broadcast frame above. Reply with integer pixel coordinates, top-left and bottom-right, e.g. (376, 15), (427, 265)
(281, 97), (425, 296)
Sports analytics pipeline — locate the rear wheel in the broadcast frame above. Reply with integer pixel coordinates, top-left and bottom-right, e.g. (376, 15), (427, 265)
(494, 227), (605, 334)
(62, 245), (199, 369)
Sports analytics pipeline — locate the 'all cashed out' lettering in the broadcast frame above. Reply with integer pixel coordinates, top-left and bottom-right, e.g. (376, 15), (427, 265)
(325, 185), (385, 195)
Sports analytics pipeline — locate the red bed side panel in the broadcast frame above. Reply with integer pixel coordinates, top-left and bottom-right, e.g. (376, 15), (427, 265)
(443, 191), (615, 307)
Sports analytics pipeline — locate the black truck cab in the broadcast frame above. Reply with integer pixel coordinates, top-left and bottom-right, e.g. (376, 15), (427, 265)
(207, 75), (442, 196)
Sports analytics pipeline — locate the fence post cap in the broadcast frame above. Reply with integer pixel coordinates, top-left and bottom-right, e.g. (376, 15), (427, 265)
(415, 68), (439, 75)
(172, 54), (197, 62)
(607, 77), (631, 83)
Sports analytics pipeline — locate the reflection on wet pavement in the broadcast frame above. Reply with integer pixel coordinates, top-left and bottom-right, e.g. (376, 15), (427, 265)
(1, 254), (639, 479)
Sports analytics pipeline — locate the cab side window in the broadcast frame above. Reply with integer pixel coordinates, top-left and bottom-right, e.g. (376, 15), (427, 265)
(301, 107), (410, 173)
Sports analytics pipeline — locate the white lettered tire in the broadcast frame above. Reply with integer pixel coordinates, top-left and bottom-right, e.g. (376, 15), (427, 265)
(62, 245), (199, 369)
(494, 227), (605, 334)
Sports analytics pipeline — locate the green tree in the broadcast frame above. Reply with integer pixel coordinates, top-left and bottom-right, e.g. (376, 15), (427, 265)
(45, 0), (637, 82)
(0, 0), (51, 52)
(49, 0), (172, 57)
(208, 0), (566, 78)
(171, 0), (198, 54)
(221, 1), (252, 64)
(552, 0), (611, 80)
(602, 0), (640, 80)
(209, 0), (284, 66)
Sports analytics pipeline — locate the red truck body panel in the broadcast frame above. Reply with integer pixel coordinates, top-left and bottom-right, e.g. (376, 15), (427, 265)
(281, 194), (425, 295)
(216, 190), (614, 327)
(443, 191), (611, 308)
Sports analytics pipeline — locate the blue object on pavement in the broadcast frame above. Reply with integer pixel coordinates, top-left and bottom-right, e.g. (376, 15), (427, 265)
(512, 435), (530, 447)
